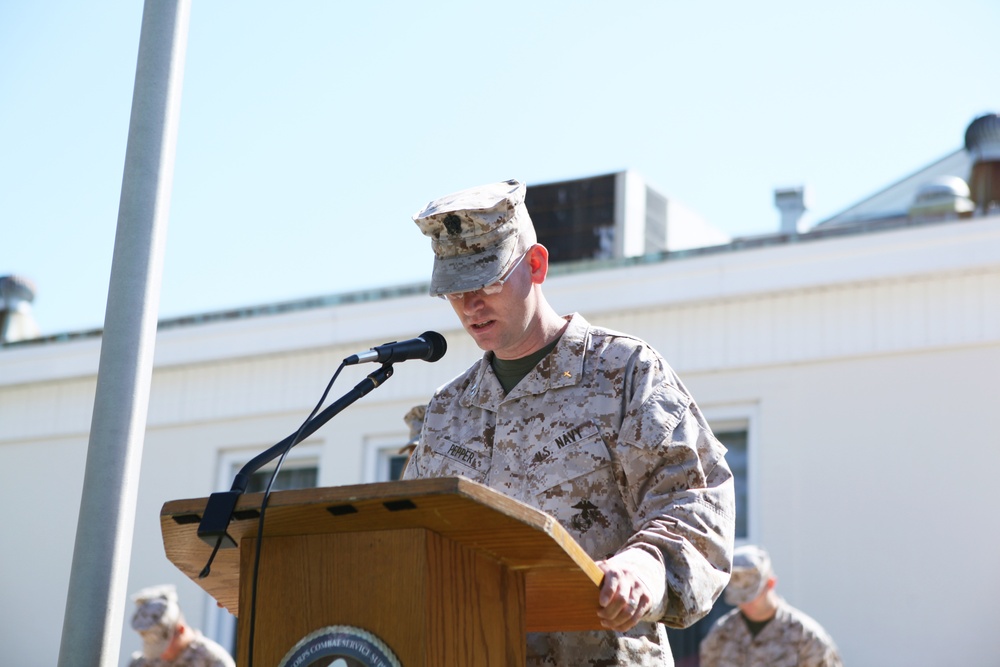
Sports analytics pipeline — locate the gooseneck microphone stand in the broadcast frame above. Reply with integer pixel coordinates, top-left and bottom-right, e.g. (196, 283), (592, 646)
(196, 362), (395, 555)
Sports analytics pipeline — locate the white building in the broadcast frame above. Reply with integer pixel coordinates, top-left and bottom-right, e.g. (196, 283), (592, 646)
(2, 114), (999, 666)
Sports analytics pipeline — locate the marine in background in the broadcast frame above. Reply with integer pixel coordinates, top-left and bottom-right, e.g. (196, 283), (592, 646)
(128, 584), (235, 667)
(700, 545), (843, 667)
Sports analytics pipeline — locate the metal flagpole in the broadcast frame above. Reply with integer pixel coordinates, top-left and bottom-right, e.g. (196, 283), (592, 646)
(57, 1), (190, 665)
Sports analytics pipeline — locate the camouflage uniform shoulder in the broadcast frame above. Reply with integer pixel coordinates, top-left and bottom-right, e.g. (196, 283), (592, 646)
(560, 313), (652, 360)
(776, 598), (839, 642)
(704, 606), (744, 636)
(568, 313), (686, 392)
(576, 316), (650, 350)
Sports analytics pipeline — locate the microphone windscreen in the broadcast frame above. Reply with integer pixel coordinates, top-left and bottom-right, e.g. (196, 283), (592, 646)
(420, 331), (447, 362)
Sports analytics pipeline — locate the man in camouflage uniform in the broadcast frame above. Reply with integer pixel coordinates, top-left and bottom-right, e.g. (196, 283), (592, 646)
(403, 179), (735, 666)
(128, 584), (235, 667)
(700, 545), (843, 667)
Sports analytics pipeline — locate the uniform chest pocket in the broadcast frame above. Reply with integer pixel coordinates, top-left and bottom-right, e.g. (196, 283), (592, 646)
(525, 426), (629, 551)
(527, 429), (615, 509)
(422, 435), (490, 483)
(526, 425), (611, 486)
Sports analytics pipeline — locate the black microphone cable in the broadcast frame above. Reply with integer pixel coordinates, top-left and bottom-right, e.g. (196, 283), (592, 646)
(244, 360), (346, 667)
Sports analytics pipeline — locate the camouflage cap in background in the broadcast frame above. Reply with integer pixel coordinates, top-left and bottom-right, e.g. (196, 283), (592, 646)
(130, 583), (181, 632)
(723, 545), (774, 605)
(403, 404), (426, 447)
(412, 179), (534, 297)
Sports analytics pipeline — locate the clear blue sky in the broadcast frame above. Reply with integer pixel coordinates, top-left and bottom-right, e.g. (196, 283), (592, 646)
(2, 1), (997, 336)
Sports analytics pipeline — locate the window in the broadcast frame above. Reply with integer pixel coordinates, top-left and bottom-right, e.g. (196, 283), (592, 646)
(387, 453), (408, 481)
(245, 465), (317, 493)
(714, 428), (748, 540)
(363, 431), (414, 482)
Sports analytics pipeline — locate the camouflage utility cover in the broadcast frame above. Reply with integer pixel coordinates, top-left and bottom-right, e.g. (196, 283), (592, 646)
(412, 178), (531, 296)
(699, 597), (844, 667)
(403, 313), (735, 666)
(724, 545), (774, 605)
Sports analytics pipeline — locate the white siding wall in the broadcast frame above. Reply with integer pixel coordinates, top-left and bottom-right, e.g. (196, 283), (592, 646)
(2, 215), (998, 666)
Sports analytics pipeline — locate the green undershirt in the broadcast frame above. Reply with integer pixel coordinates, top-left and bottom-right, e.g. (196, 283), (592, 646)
(491, 336), (561, 394)
(741, 612), (774, 638)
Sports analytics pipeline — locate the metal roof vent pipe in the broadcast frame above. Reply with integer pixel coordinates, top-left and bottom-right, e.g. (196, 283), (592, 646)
(774, 186), (809, 235)
(908, 176), (975, 223)
(965, 112), (1000, 216)
(0, 275), (41, 343)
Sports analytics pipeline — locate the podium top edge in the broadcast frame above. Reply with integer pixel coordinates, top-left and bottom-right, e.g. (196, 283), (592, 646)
(161, 476), (555, 530)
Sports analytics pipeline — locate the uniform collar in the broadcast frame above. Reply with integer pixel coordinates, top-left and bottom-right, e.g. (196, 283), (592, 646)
(462, 313), (590, 410)
(159, 624), (190, 662)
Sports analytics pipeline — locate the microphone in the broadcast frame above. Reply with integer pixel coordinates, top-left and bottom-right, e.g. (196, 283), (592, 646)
(344, 331), (447, 365)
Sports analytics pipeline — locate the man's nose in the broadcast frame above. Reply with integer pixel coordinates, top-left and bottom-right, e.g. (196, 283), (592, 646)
(460, 291), (485, 313)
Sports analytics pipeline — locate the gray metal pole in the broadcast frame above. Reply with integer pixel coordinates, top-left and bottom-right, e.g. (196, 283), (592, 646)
(57, 1), (190, 665)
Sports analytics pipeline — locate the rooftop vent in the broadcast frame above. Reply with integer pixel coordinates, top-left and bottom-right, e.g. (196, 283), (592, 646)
(964, 112), (1000, 215)
(774, 186), (809, 234)
(908, 176), (974, 222)
(0, 275), (41, 343)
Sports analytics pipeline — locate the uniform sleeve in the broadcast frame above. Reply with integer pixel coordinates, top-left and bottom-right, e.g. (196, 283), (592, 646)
(614, 366), (736, 628)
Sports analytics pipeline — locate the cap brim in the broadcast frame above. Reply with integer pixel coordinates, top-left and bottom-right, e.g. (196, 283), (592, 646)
(430, 234), (520, 297)
(723, 569), (766, 605)
(724, 586), (762, 606)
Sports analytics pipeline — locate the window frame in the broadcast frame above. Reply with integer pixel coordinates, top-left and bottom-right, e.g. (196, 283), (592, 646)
(363, 430), (411, 483)
(702, 402), (758, 546)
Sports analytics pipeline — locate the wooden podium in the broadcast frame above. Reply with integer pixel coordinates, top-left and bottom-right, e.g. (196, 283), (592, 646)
(160, 476), (605, 666)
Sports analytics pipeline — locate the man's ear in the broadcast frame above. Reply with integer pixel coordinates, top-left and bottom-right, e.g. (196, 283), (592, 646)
(527, 244), (549, 284)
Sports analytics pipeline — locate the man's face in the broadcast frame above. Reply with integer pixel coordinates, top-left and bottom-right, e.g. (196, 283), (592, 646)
(447, 251), (535, 359)
(132, 598), (177, 659)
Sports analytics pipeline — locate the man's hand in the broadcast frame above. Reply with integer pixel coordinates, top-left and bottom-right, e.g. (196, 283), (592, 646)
(595, 559), (653, 632)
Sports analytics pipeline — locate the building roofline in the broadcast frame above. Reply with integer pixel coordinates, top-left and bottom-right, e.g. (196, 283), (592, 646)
(1, 212), (985, 350)
(815, 148), (969, 227)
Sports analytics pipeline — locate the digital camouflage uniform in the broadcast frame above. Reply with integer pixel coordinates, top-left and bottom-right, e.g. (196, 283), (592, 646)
(403, 312), (735, 666)
(699, 597), (844, 667)
(128, 584), (235, 667)
(128, 634), (237, 667)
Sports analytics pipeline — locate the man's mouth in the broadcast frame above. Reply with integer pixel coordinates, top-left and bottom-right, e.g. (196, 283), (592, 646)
(471, 320), (495, 330)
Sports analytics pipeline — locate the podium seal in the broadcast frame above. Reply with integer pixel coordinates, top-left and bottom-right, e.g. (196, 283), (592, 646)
(277, 625), (402, 667)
